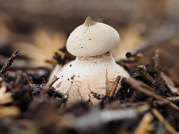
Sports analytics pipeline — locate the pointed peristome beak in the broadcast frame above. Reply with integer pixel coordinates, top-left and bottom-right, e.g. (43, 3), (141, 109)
(84, 16), (96, 26)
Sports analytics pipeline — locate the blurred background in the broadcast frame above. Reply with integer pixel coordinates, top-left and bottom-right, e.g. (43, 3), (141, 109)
(0, 0), (179, 74)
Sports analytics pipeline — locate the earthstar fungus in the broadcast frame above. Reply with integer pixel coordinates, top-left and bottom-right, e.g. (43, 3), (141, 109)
(51, 17), (130, 104)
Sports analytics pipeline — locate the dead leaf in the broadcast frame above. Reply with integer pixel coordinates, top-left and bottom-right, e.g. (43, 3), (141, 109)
(14, 29), (66, 68)
(0, 78), (13, 105)
(0, 106), (20, 118)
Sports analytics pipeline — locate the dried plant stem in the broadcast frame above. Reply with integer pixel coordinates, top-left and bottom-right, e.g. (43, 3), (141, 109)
(153, 96), (179, 105)
(137, 65), (156, 85)
(0, 50), (19, 75)
(134, 113), (153, 134)
(152, 109), (178, 134)
(123, 78), (179, 112)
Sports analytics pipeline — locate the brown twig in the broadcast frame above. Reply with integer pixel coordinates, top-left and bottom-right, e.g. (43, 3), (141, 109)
(0, 50), (19, 75)
(152, 109), (178, 134)
(137, 65), (156, 85)
(123, 78), (179, 112)
(152, 49), (160, 71)
(134, 113), (153, 134)
(153, 96), (179, 106)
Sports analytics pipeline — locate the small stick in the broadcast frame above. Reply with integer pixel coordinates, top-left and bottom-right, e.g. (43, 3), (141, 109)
(123, 78), (179, 112)
(0, 50), (19, 75)
(152, 49), (160, 71)
(153, 96), (179, 105)
(137, 65), (156, 85)
(134, 113), (153, 134)
(152, 109), (178, 134)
